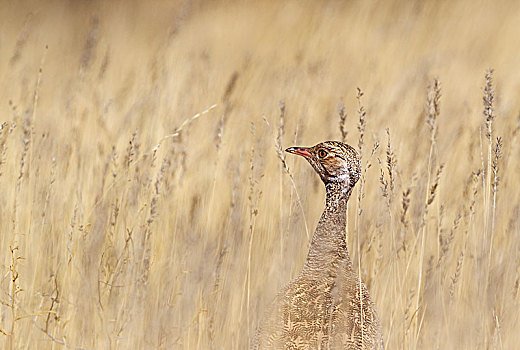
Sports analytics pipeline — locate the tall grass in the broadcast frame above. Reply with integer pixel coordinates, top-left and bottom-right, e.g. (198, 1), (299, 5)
(1, 0), (519, 348)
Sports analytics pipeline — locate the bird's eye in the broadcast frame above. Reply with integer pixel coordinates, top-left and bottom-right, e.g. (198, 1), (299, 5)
(317, 149), (328, 158)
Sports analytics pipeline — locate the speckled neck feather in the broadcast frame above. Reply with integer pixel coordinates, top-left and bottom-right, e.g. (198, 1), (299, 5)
(303, 181), (353, 278)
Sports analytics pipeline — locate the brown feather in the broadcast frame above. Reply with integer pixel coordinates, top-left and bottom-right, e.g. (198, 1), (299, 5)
(252, 141), (383, 350)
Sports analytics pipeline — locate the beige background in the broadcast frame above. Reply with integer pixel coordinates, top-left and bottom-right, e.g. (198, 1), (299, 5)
(1, 0), (519, 348)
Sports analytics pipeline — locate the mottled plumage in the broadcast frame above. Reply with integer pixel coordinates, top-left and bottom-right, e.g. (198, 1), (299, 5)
(252, 141), (383, 349)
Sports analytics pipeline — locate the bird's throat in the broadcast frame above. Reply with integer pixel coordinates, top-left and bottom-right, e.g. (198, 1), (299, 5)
(324, 182), (352, 214)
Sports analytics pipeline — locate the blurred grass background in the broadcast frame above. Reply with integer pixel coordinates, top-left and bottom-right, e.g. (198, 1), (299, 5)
(1, 0), (519, 348)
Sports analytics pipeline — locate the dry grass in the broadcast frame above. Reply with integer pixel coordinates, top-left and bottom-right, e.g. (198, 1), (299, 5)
(1, 0), (520, 348)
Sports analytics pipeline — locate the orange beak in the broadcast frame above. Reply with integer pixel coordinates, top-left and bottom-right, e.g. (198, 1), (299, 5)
(285, 147), (312, 159)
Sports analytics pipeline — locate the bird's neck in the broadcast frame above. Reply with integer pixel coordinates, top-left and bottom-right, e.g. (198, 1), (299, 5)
(302, 182), (353, 278)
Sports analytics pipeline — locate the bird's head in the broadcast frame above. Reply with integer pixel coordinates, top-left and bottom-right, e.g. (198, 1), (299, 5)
(285, 141), (360, 188)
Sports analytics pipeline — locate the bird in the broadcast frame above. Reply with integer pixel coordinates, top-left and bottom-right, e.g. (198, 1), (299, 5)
(252, 141), (383, 349)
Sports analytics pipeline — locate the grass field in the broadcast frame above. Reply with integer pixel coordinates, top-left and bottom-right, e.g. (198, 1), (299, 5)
(1, 0), (520, 348)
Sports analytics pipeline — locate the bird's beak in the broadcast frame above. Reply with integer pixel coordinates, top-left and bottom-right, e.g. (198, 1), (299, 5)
(285, 146), (312, 158)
